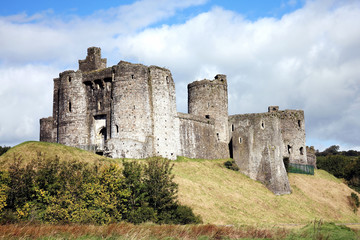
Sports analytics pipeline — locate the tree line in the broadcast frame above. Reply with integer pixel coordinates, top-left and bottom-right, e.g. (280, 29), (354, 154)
(316, 145), (360, 193)
(0, 154), (201, 224)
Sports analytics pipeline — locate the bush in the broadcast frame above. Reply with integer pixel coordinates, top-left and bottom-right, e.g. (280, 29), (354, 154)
(0, 155), (201, 225)
(349, 192), (360, 213)
(224, 160), (239, 171)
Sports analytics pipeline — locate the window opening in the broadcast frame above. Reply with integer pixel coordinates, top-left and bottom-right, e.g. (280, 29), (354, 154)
(69, 101), (72, 112)
(216, 133), (220, 141)
(298, 120), (301, 128)
(261, 120), (265, 129)
(98, 101), (102, 110)
(239, 137), (242, 144)
(131, 74), (134, 79)
(232, 124), (234, 131)
(300, 147), (304, 155)
(287, 145), (292, 154)
(116, 125), (119, 133)
(205, 115), (210, 119)
(68, 76), (71, 83)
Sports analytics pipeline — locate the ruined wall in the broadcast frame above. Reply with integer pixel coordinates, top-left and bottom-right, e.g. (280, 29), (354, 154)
(107, 61), (154, 159)
(178, 113), (219, 159)
(279, 110), (307, 164)
(149, 66), (179, 160)
(306, 146), (317, 168)
(82, 67), (113, 152)
(39, 117), (55, 142)
(229, 110), (291, 195)
(188, 75), (229, 158)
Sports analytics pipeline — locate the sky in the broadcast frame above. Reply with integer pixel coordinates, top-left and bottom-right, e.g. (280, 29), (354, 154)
(0, 0), (359, 151)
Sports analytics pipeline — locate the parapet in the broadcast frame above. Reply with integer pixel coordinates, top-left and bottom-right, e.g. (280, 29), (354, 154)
(268, 106), (279, 112)
(79, 47), (107, 72)
(177, 112), (215, 125)
(188, 74), (227, 88)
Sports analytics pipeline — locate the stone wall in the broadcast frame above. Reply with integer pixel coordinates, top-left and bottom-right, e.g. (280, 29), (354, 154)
(107, 61), (153, 158)
(188, 75), (229, 158)
(229, 110), (292, 195)
(56, 70), (89, 146)
(149, 66), (179, 160)
(39, 117), (55, 142)
(306, 146), (317, 168)
(279, 110), (307, 164)
(177, 113), (218, 159)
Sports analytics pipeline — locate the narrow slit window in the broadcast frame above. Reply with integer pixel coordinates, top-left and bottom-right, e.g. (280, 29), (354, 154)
(298, 120), (301, 128)
(116, 125), (119, 133)
(239, 137), (242, 144)
(69, 101), (72, 112)
(232, 124), (234, 131)
(287, 145), (292, 154)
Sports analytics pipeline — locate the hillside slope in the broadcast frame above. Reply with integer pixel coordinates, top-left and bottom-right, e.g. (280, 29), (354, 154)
(173, 159), (360, 225)
(1, 141), (359, 225)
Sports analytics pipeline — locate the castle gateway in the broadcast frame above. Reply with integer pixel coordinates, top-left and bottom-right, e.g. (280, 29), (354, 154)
(40, 47), (311, 195)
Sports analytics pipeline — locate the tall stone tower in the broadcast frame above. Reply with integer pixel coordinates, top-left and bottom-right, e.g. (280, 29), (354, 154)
(188, 74), (229, 158)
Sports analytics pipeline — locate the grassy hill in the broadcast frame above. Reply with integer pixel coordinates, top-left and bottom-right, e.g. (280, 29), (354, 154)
(1, 141), (359, 226)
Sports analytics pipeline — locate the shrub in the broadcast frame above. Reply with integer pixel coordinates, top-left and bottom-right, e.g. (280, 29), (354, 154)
(224, 160), (239, 171)
(349, 192), (360, 213)
(0, 155), (201, 225)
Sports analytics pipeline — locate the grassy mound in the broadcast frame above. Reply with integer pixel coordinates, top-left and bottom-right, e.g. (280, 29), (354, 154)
(0, 141), (107, 167)
(2, 141), (360, 226)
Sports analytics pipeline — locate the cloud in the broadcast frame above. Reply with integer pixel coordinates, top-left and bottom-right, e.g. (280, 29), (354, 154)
(0, 0), (359, 151)
(117, 0), (360, 149)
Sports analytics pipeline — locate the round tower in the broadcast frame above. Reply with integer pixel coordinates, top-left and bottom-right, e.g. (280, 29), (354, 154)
(188, 74), (229, 143)
(56, 70), (88, 147)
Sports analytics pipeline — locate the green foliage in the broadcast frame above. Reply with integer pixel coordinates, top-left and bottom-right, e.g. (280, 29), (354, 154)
(286, 220), (358, 240)
(122, 157), (202, 224)
(224, 160), (239, 171)
(349, 192), (360, 213)
(0, 155), (201, 225)
(317, 154), (360, 193)
(0, 146), (10, 156)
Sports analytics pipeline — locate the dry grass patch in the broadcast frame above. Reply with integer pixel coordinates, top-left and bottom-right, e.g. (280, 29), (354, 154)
(173, 160), (360, 226)
(0, 223), (289, 239)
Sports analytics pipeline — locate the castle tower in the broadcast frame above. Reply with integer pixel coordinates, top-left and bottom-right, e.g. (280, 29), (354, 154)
(149, 66), (179, 160)
(54, 70), (89, 146)
(188, 74), (229, 145)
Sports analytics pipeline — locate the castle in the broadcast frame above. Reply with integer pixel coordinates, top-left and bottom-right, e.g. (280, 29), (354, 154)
(40, 47), (312, 195)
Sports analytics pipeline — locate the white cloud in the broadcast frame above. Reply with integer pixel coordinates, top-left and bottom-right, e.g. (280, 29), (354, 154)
(117, 1), (360, 148)
(0, 0), (359, 150)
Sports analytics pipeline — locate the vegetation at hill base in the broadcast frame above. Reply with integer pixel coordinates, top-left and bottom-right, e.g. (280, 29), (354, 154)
(0, 152), (201, 225)
(0, 146), (10, 156)
(316, 145), (360, 193)
(1, 221), (360, 239)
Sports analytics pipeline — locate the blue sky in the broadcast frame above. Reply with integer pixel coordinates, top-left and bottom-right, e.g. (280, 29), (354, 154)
(0, 0), (359, 151)
(1, 0), (305, 20)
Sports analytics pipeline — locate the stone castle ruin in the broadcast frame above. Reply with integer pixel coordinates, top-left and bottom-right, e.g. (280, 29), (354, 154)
(40, 47), (314, 195)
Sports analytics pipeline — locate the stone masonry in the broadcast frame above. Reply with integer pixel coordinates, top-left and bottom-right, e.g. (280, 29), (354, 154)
(40, 47), (315, 195)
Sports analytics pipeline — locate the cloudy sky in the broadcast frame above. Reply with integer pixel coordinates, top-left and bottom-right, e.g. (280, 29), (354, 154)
(0, 0), (359, 151)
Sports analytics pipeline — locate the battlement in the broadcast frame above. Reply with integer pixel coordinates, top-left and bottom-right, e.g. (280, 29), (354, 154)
(79, 47), (107, 72)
